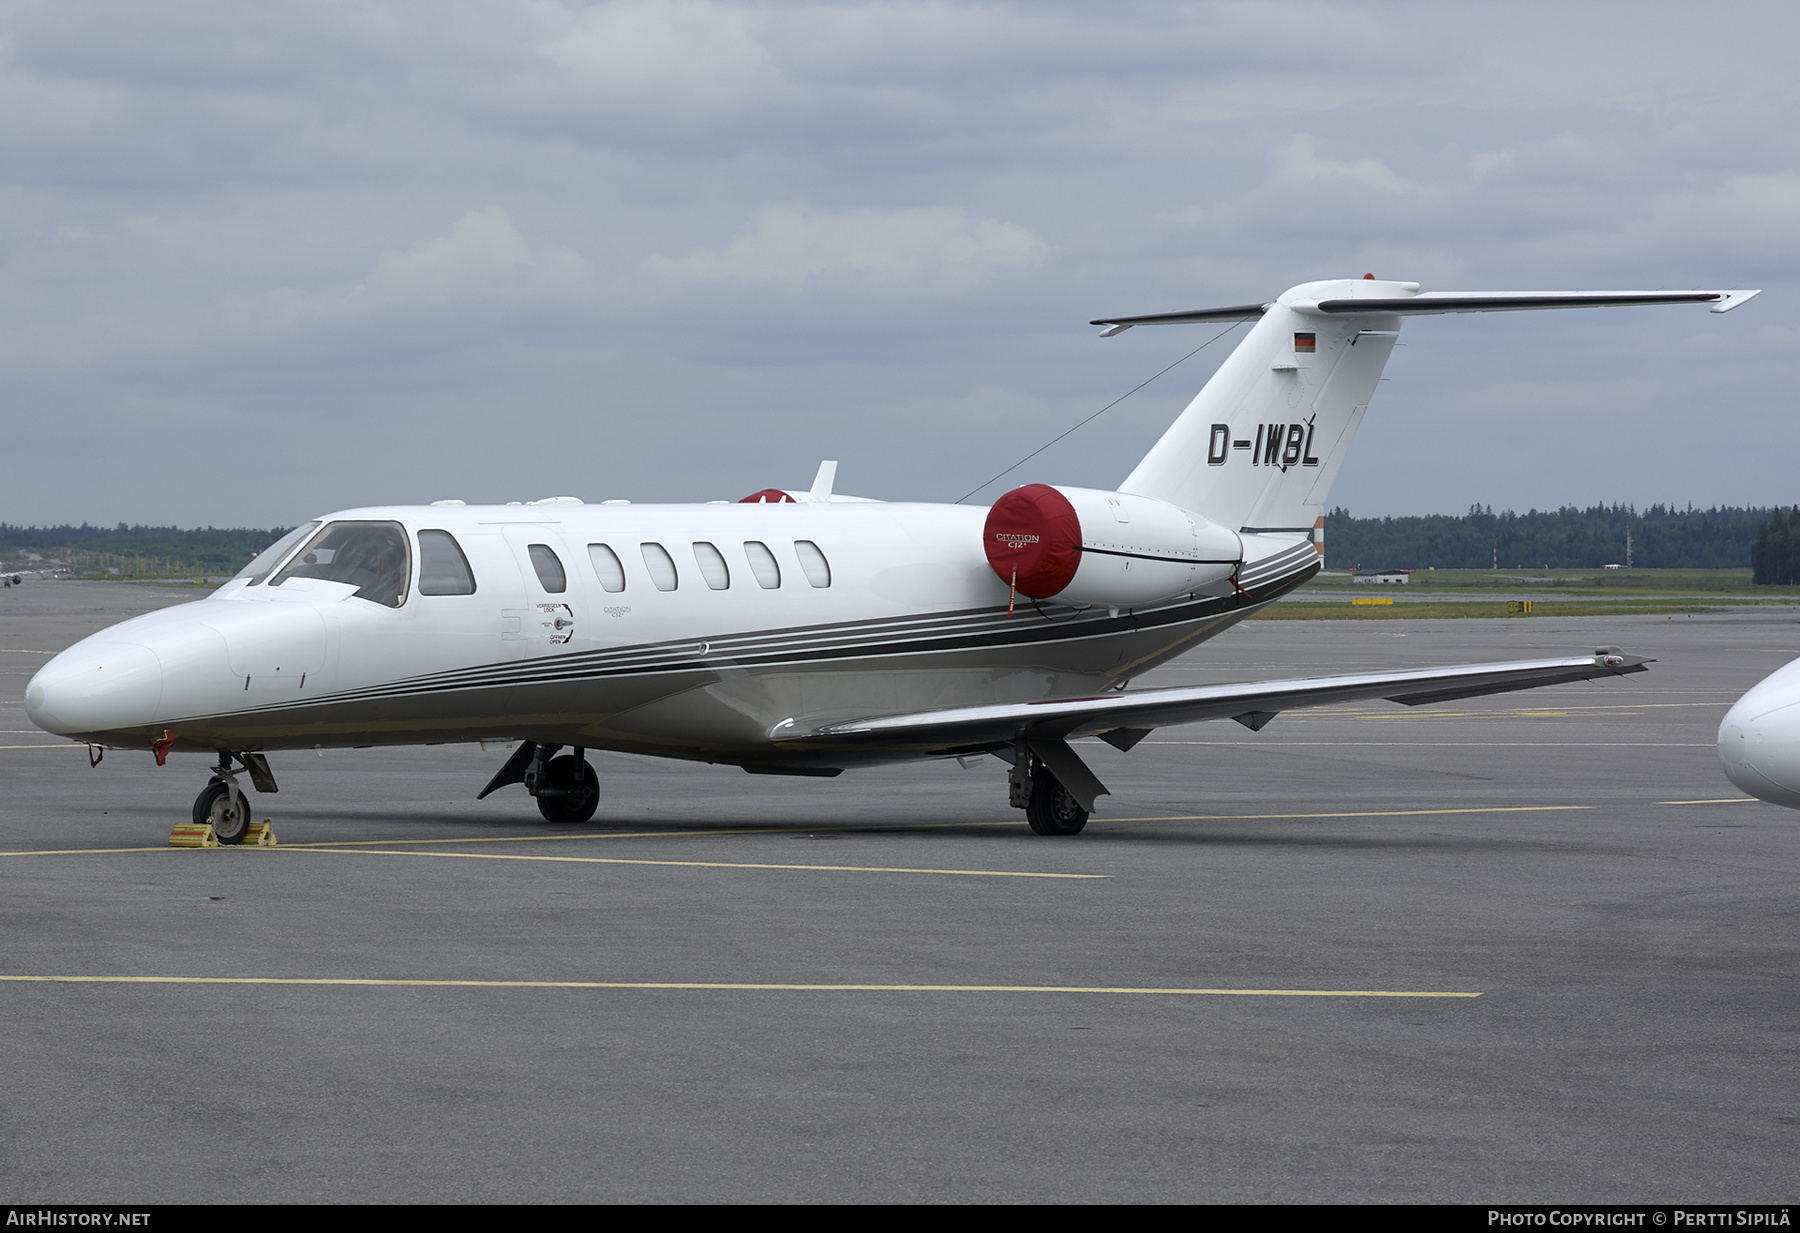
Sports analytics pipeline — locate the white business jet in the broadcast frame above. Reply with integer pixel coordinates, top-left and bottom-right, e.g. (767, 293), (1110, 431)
(26, 278), (1759, 839)
(1719, 661), (1800, 808)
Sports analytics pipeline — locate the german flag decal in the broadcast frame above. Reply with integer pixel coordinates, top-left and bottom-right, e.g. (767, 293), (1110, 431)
(1293, 332), (1316, 353)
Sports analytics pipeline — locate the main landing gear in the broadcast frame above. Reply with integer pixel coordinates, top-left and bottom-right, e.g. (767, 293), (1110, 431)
(1002, 733), (1119, 835)
(193, 751), (278, 845)
(1027, 770), (1090, 836)
(1007, 744), (1092, 836)
(477, 741), (601, 825)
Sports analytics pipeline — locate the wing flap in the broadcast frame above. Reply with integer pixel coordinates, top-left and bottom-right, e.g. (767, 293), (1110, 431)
(770, 652), (1650, 754)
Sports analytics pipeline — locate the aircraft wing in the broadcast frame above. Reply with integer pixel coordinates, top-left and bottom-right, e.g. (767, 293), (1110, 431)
(769, 650), (1650, 756)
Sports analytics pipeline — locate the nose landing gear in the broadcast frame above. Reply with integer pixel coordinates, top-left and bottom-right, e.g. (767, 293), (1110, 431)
(192, 751), (265, 844)
(196, 756), (252, 842)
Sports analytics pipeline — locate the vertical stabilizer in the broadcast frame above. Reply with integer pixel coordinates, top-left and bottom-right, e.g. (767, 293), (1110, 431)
(1104, 279), (1756, 540)
(1117, 279), (1407, 537)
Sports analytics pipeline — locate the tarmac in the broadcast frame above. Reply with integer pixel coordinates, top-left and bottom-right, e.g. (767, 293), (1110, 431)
(2, 581), (1797, 1203)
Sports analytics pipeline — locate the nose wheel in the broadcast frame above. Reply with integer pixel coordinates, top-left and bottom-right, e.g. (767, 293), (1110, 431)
(194, 780), (253, 844)
(191, 750), (272, 844)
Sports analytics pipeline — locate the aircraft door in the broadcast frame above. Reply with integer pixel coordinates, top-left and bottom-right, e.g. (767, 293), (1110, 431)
(500, 526), (587, 657)
(406, 526), (526, 672)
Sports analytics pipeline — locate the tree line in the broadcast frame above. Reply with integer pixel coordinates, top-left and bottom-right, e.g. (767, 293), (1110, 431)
(3, 508), (1796, 578)
(0, 523), (291, 574)
(1325, 504), (1788, 571)
(1751, 508), (1800, 585)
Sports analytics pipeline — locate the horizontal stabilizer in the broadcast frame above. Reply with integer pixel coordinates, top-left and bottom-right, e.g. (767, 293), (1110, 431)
(1303, 289), (1761, 316)
(770, 652), (1650, 754)
(1092, 303), (1269, 334)
(1094, 288), (1759, 333)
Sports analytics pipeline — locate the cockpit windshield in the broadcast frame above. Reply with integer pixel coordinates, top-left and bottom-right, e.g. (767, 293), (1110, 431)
(237, 521), (321, 585)
(270, 521), (411, 607)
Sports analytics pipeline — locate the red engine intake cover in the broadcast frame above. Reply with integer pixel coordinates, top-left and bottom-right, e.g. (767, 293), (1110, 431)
(739, 489), (797, 504)
(983, 484), (1082, 598)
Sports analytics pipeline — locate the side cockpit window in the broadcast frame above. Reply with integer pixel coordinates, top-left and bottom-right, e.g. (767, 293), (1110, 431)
(417, 530), (476, 595)
(238, 522), (321, 585)
(271, 520), (411, 608)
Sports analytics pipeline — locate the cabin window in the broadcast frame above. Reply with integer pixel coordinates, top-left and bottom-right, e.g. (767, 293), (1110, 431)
(641, 542), (678, 591)
(692, 542), (730, 590)
(588, 543), (625, 593)
(744, 540), (781, 589)
(238, 522), (320, 585)
(794, 540), (832, 588)
(417, 530), (476, 595)
(272, 520), (411, 608)
(526, 543), (566, 593)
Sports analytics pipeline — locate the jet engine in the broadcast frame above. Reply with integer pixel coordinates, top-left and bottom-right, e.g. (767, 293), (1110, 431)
(983, 484), (1243, 607)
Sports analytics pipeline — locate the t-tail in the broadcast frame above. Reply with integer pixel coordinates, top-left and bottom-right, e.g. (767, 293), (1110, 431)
(1103, 278), (1761, 557)
(978, 278), (1755, 610)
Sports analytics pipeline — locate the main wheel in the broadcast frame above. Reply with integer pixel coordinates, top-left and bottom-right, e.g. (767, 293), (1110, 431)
(194, 780), (253, 844)
(535, 755), (601, 825)
(1026, 770), (1088, 836)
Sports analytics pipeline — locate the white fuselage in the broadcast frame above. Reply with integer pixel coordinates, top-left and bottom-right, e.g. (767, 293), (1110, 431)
(24, 500), (1315, 768)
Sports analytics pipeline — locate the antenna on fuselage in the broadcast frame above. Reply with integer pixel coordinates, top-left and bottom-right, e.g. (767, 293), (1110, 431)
(808, 461), (839, 503)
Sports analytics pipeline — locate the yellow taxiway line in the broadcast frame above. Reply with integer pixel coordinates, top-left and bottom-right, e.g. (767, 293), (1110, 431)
(275, 845), (1104, 879)
(0, 802), (1605, 859)
(1105, 804), (1592, 823)
(0, 974), (1478, 997)
(0, 822), (1019, 858)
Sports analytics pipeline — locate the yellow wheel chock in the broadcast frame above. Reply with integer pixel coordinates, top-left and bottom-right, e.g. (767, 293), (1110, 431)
(168, 820), (278, 848)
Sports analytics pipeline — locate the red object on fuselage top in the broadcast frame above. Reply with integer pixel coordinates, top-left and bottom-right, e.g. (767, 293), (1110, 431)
(739, 489), (797, 504)
(983, 484), (1082, 598)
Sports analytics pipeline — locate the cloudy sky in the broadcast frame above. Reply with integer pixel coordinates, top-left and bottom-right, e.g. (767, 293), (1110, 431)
(2, 0), (1793, 527)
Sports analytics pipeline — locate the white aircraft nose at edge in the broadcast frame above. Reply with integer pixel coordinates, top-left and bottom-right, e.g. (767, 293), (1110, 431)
(1719, 658), (1800, 808)
(26, 277), (1762, 839)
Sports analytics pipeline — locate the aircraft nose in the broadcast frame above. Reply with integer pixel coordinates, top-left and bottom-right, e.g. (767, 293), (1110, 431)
(1718, 692), (1800, 809)
(25, 641), (164, 738)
